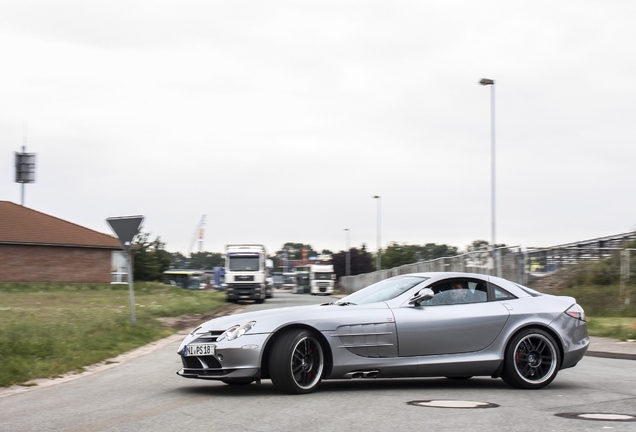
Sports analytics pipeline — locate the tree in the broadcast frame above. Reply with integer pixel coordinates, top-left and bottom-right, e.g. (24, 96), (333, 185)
(464, 239), (508, 267)
(269, 254), (281, 271)
(466, 239), (490, 253)
(273, 242), (317, 269)
(418, 243), (459, 261)
(170, 252), (187, 269)
(382, 242), (418, 269)
(381, 242), (460, 269)
(187, 251), (223, 269)
(332, 244), (374, 280)
(465, 239), (507, 253)
(280, 242), (317, 260)
(133, 233), (172, 281)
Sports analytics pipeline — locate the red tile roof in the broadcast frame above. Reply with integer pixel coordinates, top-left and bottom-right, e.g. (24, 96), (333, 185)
(0, 201), (120, 249)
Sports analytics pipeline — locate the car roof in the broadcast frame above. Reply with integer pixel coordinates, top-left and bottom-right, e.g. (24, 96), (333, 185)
(393, 272), (532, 298)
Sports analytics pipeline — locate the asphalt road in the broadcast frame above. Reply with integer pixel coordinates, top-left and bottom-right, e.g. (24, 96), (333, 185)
(1, 290), (636, 432)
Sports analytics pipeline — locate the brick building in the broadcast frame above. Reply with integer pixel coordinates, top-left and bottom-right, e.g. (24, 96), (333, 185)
(0, 201), (123, 283)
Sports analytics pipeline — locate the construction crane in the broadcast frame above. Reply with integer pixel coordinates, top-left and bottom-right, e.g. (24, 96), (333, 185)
(187, 215), (206, 257)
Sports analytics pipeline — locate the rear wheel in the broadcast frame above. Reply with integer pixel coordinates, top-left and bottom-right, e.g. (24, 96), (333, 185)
(269, 329), (324, 394)
(502, 328), (560, 389)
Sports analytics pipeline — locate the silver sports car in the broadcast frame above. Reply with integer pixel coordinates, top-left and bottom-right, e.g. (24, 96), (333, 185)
(177, 272), (589, 394)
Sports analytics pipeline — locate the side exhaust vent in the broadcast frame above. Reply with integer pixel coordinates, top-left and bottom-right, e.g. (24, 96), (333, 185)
(343, 370), (380, 379)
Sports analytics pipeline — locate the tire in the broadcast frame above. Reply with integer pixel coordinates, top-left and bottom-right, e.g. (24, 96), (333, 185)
(502, 328), (561, 389)
(255, 298), (265, 304)
(269, 329), (324, 394)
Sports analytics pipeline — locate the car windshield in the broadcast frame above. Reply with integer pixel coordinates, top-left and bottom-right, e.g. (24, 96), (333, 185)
(339, 276), (428, 305)
(228, 256), (259, 271)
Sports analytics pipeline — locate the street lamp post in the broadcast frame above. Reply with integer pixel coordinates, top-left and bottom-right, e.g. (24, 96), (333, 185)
(344, 228), (350, 277)
(373, 195), (381, 271)
(479, 78), (497, 276)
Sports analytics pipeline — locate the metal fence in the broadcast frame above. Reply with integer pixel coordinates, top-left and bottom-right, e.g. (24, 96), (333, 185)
(339, 232), (636, 300)
(339, 246), (523, 294)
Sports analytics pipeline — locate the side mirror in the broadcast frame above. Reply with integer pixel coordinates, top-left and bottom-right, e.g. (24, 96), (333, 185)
(409, 288), (434, 305)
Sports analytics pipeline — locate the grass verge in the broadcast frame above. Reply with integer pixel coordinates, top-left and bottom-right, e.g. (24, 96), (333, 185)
(0, 282), (226, 388)
(586, 317), (636, 340)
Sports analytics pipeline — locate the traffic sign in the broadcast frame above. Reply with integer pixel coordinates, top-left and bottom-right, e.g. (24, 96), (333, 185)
(106, 216), (144, 251)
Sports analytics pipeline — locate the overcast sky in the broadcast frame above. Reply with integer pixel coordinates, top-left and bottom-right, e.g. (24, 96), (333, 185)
(1, 1), (635, 256)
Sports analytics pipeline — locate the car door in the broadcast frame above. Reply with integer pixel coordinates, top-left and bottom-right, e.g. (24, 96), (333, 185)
(392, 278), (510, 356)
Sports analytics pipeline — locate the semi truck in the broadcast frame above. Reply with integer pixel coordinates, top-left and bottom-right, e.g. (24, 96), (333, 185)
(265, 259), (274, 298)
(224, 244), (268, 303)
(282, 272), (297, 290)
(310, 264), (335, 295)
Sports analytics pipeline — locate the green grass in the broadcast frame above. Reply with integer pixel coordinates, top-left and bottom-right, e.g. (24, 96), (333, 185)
(538, 283), (635, 340)
(586, 317), (636, 340)
(0, 282), (226, 388)
(554, 283), (635, 317)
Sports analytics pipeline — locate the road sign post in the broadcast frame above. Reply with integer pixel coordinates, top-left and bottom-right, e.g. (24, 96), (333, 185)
(106, 215), (144, 325)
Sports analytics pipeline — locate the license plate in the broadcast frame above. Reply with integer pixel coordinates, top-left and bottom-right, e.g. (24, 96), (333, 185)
(184, 344), (216, 356)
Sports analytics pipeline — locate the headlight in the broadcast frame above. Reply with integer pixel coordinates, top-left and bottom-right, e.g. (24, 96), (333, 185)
(217, 321), (256, 342)
(565, 304), (586, 322)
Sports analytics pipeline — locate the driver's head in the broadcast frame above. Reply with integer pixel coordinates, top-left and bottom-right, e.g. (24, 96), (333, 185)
(450, 281), (467, 299)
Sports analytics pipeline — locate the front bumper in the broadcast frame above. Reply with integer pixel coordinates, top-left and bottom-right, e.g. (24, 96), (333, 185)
(176, 333), (269, 381)
(226, 283), (264, 300)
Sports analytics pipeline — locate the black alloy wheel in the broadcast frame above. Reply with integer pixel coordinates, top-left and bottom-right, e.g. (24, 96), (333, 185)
(269, 329), (324, 394)
(502, 328), (561, 389)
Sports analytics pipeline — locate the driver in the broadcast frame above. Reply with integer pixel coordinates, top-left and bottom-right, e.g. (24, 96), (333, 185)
(449, 281), (472, 303)
(432, 281), (473, 305)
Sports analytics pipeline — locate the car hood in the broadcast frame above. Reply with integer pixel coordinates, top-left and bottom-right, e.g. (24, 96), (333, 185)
(191, 302), (394, 335)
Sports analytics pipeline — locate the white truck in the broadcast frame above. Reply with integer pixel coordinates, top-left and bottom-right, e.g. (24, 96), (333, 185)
(310, 264), (335, 295)
(225, 244), (268, 303)
(282, 272), (297, 291)
(265, 259), (274, 299)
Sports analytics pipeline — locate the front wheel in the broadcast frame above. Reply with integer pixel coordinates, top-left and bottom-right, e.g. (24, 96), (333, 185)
(502, 328), (561, 389)
(269, 329), (324, 394)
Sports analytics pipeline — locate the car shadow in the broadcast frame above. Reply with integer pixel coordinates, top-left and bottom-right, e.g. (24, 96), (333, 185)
(173, 376), (523, 397)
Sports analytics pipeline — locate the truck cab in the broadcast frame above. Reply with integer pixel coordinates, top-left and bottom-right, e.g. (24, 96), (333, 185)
(282, 272), (297, 291)
(224, 244), (267, 303)
(310, 264), (335, 295)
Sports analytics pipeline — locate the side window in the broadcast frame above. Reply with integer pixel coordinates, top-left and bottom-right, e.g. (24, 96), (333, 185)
(425, 278), (488, 305)
(467, 281), (488, 303)
(490, 282), (516, 300)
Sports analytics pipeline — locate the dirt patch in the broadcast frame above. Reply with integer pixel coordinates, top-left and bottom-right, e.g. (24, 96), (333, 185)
(157, 302), (247, 330)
